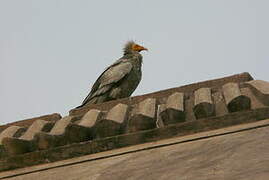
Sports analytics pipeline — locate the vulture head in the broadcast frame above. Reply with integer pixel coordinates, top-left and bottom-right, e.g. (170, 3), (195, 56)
(123, 41), (148, 55)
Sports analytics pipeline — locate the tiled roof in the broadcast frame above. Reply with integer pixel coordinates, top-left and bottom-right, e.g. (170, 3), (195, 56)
(1, 72), (269, 172)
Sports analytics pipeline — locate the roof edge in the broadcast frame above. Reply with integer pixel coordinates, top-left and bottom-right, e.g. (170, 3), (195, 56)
(1, 106), (268, 173)
(2, 118), (269, 179)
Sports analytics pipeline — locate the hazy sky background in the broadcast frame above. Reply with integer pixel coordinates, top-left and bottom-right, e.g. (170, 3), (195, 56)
(1, 0), (268, 124)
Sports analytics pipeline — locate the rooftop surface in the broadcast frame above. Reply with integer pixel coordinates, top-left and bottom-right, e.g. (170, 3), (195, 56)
(0, 72), (269, 179)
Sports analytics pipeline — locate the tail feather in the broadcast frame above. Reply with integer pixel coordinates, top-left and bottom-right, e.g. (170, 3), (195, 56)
(76, 95), (109, 109)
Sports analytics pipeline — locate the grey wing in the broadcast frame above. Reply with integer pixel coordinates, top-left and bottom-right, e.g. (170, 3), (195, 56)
(81, 61), (133, 105)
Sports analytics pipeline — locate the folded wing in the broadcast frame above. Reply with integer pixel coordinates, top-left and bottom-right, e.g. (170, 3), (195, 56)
(81, 60), (133, 105)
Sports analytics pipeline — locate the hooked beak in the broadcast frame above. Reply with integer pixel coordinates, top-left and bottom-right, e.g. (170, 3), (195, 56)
(143, 47), (148, 51)
(138, 45), (148, 52)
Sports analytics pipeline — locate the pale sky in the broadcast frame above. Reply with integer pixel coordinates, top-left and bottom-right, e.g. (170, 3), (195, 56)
(1, 0), (269, 124)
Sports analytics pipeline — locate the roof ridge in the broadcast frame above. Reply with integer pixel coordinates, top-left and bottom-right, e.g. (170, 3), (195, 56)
(70, 72), (253, 116)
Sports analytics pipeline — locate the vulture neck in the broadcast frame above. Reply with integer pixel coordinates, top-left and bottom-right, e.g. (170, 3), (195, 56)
(123, 51), (142, 60)
(122, 51), (143, 68)
(123, 49), (140, 56)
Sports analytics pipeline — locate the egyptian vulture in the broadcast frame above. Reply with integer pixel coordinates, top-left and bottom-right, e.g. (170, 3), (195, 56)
(78, 41), (147, 107)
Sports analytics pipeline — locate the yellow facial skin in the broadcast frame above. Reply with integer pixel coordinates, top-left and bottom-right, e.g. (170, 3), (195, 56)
(132, 44), (148, 52)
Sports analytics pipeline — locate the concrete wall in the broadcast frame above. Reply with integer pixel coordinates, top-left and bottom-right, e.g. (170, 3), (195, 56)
(1, 119), (269, 180)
